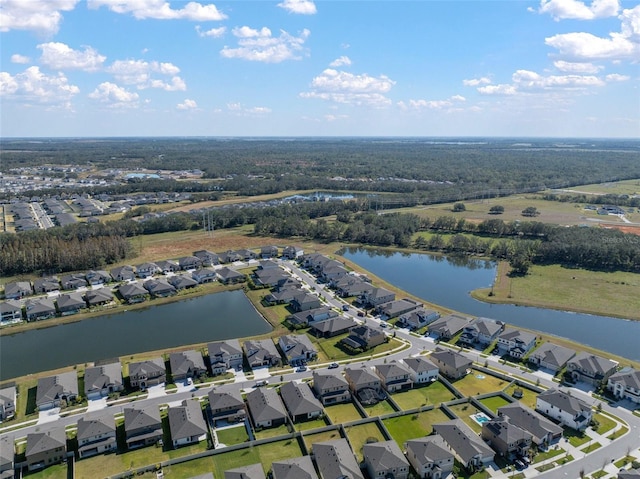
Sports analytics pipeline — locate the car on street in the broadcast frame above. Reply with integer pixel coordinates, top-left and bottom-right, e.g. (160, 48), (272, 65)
(342, 304), (349, 311)
(296, 365), (308, 372)
(328, 362), (339, 369)
(255, 380), (269, 387)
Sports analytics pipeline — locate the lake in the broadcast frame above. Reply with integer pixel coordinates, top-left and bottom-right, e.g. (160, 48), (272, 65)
(0, 290), (271, 381)
(342, 247), (640, 361)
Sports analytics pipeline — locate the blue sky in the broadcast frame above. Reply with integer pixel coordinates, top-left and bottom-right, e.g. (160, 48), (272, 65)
(1, 0), (638, 138)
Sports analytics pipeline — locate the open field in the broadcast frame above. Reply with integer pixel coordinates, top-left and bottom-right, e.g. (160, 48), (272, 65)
(450, 372), (509, 398)
(343, 422), (386, 461)
(472, 262), (640, 321)
(391, 381), (457, 410)
(382, 408), (450, 445)
(562, 178), (640, 196)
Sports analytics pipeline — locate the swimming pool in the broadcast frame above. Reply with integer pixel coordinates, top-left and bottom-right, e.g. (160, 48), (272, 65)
(471, 412), (491, 425)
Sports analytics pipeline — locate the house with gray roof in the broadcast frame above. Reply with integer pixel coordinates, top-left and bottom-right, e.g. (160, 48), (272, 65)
(0, 300), (23, 323)
(320, 262), (349, 285)
(375, 360), (413, 393)
(3, 281), (33, 300)
(170, 350), (207, 382)
(0, 386), (16, 421)
(280, 381), (323, 423)
(56, 292), (87, 315)
(536, 388), (592, 431)
(135, 262), (159, 278)
(340, 324), (386, 351)
(219, 250), (243, 264)
(84, 361), (123, 399)
(236, 249), (258, 261)
(312, 370), (351, 406)
(313, 439), (364, 479)
(567, 352), (618, 387)
(0, 436), (14, 479)
(282, 245), (303, 260)
(619, 470), (640, 479)
(217, 267), (246, 284)
(433, 419), (495, 473)
(177, 255), (202, 270)
(309, 316), (357, 338)
(376, 298), (421, 320)
(143, 278), (176, 297)
(77, 414), (116, 458)
(459, 317), (505, 346)
(85, 287), (114, 307)
(402, 356), (439, 384)
(118, 281), (148, 303)
(25, 428), (66, 471)
(405, 435), (455, 479)
(272, 456), (318, 479)
(110, 265), (136, 282)
(607, 367), (640, 404)
(208, 339), (243, 371)
(208, 388), (246, 425)
(36, 371), (78, 410)
(287, 306), (337, 327)
(192, 267), (218, 284)
(430, 348), (472, 379)
(153, 260), (180, 274)
(397, 307), (440, 330)
(497, 402), (563, 447)
(168, 399), (207, 447)
(361, 286), (395, 307)
(85, 270), (112, 286)
(527, 342), (576, 373)
(278, 334), (317, 366)
(497, 329), (537, 360)
(124, 405), (163, 449)
(254, 268), (289, 288)
(363, 440), (410, 479)
(224, 464), (266, 479)
(481, 416), (533, 458)
(193, 250), (219, 266)
(246, 387), (288, 429)
(290, 292), (322, 312)
(428, 314), (473, 341)
(60, 273), (87, 290)
(128, 358), (166, 389)
(33, 277), (60, 294)
(25, 297), (56, 321)
(168, 274), (198, 290)
(335, 277), (373, 298)
(344, 365), (383, 404)
(244, 339), (281, 369)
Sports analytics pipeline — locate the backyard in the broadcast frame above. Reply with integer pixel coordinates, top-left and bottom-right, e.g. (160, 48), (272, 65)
(323, 402), (363, 424)
(302, 429), (343, 452)
(215, 425), (249, 447)
(383, 408), (451, 446)
(451, 372), (508, 397)
(478, 395), (512, 413)
(391, 381), (457, 410)
(448, 402), (484, 433)
(362, 399), (395, 418)
(343, 422), (387, 461)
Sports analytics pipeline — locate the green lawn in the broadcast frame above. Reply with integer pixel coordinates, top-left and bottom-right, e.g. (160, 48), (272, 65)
(303, 429), (343, 452)
(23, 463), (68, 479)
(294, 417), (328, 431)
(448, 402), (484, 433)
(324, 402), (363, 424)
(254, 423), (290, 440)
(503, 383), (539, 409)
(608, 425), (629, 440)
(216, 425), (249, 446)
(581, 442), (601, 454)
(391, 381), (457, 410)
(343, 422), (386, 461)
(451, 373), (509, 397)
(314, 334), (406, 362)
(564, 428), (591, 447)
(478, 395), (511, 413)
(592, 413), (617, 435)
(362, 399), (395, 418)
(532, 446), (565, 464)
(383, 408), (450, 446)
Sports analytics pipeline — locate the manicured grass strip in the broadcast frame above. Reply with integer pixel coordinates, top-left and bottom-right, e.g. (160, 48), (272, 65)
(294, 417), (328, 431)
(532, 446), (564, 463)
(383, 408), (450, 446)
(614, 455), (635, 468)
(254, 424), (289, 440)
(536, 463), (556, 472)
(581, 442), (601, 454)
(564, 428), (591, 448)
(343, 422), (386, 462)
(22, 463), (68, 479)
(391, 381), (457, 410)
(608, 425), (628, 440)
(592, 412), (616, 435)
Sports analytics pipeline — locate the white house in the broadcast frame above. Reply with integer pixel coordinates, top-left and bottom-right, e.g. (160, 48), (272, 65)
(535, 389), (592, 431)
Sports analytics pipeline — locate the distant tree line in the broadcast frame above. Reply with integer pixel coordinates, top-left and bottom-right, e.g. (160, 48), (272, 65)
(543, 193), (640, 208)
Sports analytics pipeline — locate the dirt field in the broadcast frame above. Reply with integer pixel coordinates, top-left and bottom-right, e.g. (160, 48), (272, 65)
(603, 224), (640, 236)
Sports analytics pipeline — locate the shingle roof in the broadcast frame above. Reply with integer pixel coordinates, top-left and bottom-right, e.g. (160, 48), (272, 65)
(168, 399), (207, 442)
(609, 368), (640, 390)
(569, 352), (618, 375)
(537, 389), (591, 416)
(36, 371), (78, 405)
(345, 365), (380, 388)
(433, 419), (494, 464)
(313, 439), (364, 479)
(208, 388), (244, 411)
(124, 405), (161, 431)
(246, 387), (287, 424)
(224, 463), (266, 479)
(498, 402), (563, 442)
(77, 414), (116, 441)
(363, 440), (410, 471)
(84, 362), (122, 395)
(272, 456), (318, 479)
(25, 428), (66, 456)
(280, 381), (323, 417)
(405, 435), (454, 464)
(403, 356), (439, 374)
(169, 350), (206, 378)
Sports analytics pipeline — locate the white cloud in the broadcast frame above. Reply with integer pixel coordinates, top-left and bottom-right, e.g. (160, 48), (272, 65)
(89, 81), (139, 107)
(196, 25), (226, 38)
(300, 68), (396, 107)
(0, 66), (79, 108)
(324, 114), (348, 121)
(605, 73), (630, 81)
(107, 59), (186, 90)
(225, 102), (271, 115)
(0, 0), (79, 34)
(478, 69), (607, 96)
(534, 0), (619, 21)
(462, 77), (491, 86)
(87, 0), (227, 21)
(177, 98), (198, 110)
(553, 60), (603, 73)
(220, 27), (310, 63)
(11, 54), (31, 64)
(277, 0), (317, 15)
(477, 84), (519, 95)
(38, 42), (106, 72)
(329, 56), (352, 67)
(402, 95), (466, 110)
(545, 5), (640, 59)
